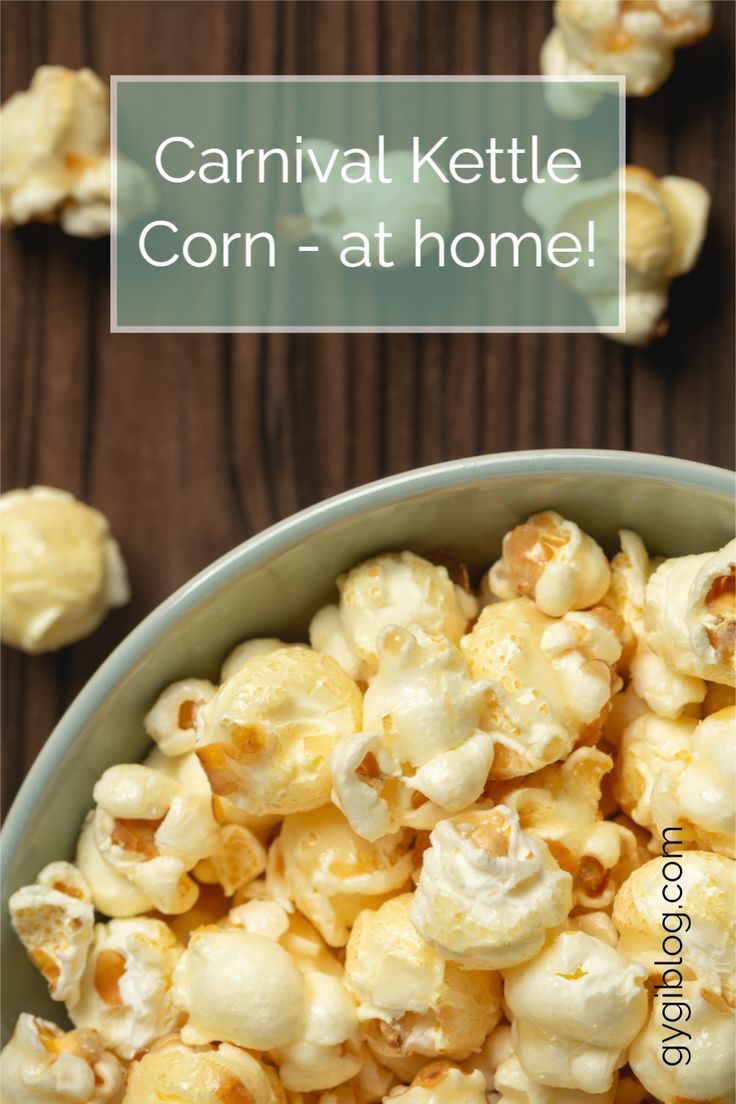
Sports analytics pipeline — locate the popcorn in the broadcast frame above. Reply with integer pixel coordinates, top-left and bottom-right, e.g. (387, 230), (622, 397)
(613, 711), (697, 834)
(494, 1055), (617, 1104)
(122, 1039), (285, 1104)
(0, 486), (129, 653)
(280, 141), (452, 268)
(540, 0), (712, 118)
(91, 762), (220, 914)
(9, 862), (94, 1006)
(605, 530), (706, 717)
(486, 511), (611, 617)
(76, 813), (154, 919)
(0, 66), (155, 236)
(650, 706), (736, 857)
(309, 552), (477, 683)
(69, 917), (183, 1060)
(173, 928), (307, 1049)
(524, 167), (710, 346)
(194, 821), (268, 897)
(489, 747), (639, 908)
(629, 980), (735, 1104)
(385, 1062), (487, 1103)
(144, 679), (215, 756)
(0, 1014), (125, 1104)
(613, 852), (736, 1004)
(462, 598), (623, 777)
(220, 637), (287, 681)
(277, 803), (416, 945)
(345, 895), (501, 1061)
(331, 627), (494, 840)
(197, 646), (362, 816)
(503, 930), (648, 1094)
(410, 806), (572, 970)
(644, 539), (736, 686)
(272, 968), (362, 1092)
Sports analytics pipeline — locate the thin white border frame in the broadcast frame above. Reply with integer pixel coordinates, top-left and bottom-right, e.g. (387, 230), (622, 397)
(110, 74), (626, 334)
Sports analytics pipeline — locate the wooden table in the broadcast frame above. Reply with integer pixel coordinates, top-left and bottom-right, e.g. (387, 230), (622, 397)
(2, 0), (734, 815)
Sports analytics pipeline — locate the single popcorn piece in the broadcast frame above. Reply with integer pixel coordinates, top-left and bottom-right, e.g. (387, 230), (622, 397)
(196, 646), (362, 816)
(220, 636), (287, 681)
(524, 166), (710, 346)
(173, 928), (306, 1050)
(345, 894), (502, 1061)
(613, 851), (736, 1004)
(644, 539), (736, 686)
(91, 761), (220, 914)
(276, 803), (416, 946)
(503, 930), (648, 1094)
(628, 979), (736, 1104)
(650, 706), (736, 858)
(144, 679), (216, 757)
(76, 813), (154, 919)
(489, 747), (639, 908)
(605, 530), (706, 717)
(540, 0), (712, 118)
(69, 917), (183, 1060)
(331, 627), (494, 841)
(410, 806), (572, 970)
(462, 598), (623, 777)
(122, 1039), (285, 1104)
(0, 486), (129, 653)
(0, 1014), (125, 1104)
(272, 968), (362, 1092)
(613, 711), (697, 835)
(385, 1061), (487, 1103)
(279, 140), (452, 268)
(0, 66), (155, 236)
(494, 1056), (617, 1104)
(486, 511), (611, 617)
(9, 862), (94, 1006)
(309, 551), (477, 683)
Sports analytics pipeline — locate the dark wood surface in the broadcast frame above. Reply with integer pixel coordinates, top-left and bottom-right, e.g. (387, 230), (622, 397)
(2, 0), (734, 816)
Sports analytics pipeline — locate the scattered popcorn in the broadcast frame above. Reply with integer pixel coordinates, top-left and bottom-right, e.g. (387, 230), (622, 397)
(332, 627), (494, 840)
(540, 0), (712, 118)
(486, 511), (611, 617)
(345, 894), (502, 1061)
(122, 1038), (285, 1104)
(503, 930), (648, 1094)
(410, 806), (572, 970)
(644, 539), (736, 686)
(279, 140), (452, 268)
(69, 917), (183, 1060)
(277, 803), (415, 946)
(0, 66), (155, 236)
(309, 552), (477, 682)
(144, 679), (215, 757)
(0, 486), (129, 653)
(629, 979), (736, 1104)
(613, 851), (736, 1004)
(462, 598), (623, 777)
(385, 1061), (487, 1103)
(0, 1014), (125, 1104)
(197, 646), (362, 815)
(9, 862), (94, 1006)
(524, 166), (710, 346)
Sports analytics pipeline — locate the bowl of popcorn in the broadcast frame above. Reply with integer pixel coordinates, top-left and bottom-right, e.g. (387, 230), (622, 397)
(1, 449), (734, 1104)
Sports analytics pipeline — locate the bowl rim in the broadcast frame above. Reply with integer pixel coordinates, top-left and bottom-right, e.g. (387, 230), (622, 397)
(2, 448), (734, 884)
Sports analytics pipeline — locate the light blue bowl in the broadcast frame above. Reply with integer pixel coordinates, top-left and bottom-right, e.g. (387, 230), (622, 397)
(2, 449), (734, 1039)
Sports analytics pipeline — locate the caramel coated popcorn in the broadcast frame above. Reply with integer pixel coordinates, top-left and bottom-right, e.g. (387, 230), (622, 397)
(3, 521), (734, 1104)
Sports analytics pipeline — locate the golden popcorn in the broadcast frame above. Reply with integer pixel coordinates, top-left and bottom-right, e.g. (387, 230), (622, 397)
(0, 486), (129, 653)
(331, 627), (494, 840)
(385, 1061), (487, 1103)
(486, 511), (611, 617)
(277, 803), (415, 946)
(123, 1039), (286, 1104)
(144, 678), (216, 757)
(345, 895), (501, 1061)
(410, 806), (572, 970)
(309, 552), (477, 682)
(503, 930), (648, 1094)
(196, 646), (362, 816)
(0, 1014), (125, 1104)
(9, 862), (94, 1006)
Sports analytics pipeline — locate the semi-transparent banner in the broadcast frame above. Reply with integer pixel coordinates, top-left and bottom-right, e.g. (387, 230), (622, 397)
(112, 77), (624, 332)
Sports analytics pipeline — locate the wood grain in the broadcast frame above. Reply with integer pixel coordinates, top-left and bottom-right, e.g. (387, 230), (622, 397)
(2, 0), (734, 814)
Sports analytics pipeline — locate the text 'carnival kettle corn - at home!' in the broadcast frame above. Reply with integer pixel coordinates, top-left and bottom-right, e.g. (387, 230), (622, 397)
(2, 515), (735, 1104)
